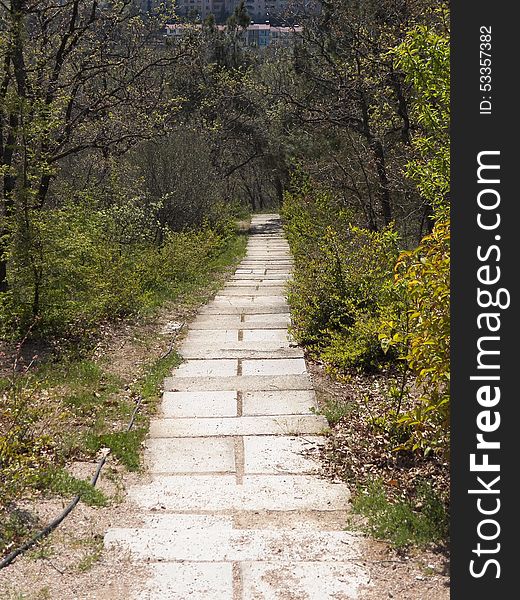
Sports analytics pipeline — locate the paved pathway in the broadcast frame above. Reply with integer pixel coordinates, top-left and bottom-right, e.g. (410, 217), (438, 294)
(105, 215), (369, 599)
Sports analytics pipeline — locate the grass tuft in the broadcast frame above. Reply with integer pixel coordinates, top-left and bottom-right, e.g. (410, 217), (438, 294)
(40, 468), (108, 507)
(351, 479), (449, 549)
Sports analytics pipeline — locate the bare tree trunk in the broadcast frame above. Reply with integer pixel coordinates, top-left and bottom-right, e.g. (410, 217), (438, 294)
(370, 138), (392, 226)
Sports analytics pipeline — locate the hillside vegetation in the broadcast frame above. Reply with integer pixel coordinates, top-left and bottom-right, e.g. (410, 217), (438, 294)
(1, 0), (449, 553)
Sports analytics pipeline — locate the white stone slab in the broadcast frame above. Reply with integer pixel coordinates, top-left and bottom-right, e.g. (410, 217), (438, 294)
(149, 415), (327, 437)
(244, 435), (323, 474)
(235, 269), (265, 275)
(181, 346), (303, 360)
(240, 262), (291, 267)
(251, 296), (288, 305)
(198, 305), (290, 314)
(160, 391), (237, 418)
(213, 296), (256, 304)
(182, 329), (238, 343)
(173, 359), (237, 378)
(105, 527), (360, 562)
(208, 298), (288, 309)
(217, 287), (260, 295)
(242, 390), (317, 416)
(164, 374), (314, 392)
(220, 288), (286, 296)
(144, 437), (236, 473)
(226, 279), (287, 287)
(241, 358), (307, 376)
(180, 342), (296, 353)
(133, 563), (233, 600)
(241, 562), (370, 600)
(191, 314), (242, 326)
(141, 513), (233, 530)
(129, 475), (350, 511)
(225, 279), (262, 286)
(242, 330), (290, 343)
(191, 322), (285, 332)
(243, 313), (290, 324)
(189, 322), (242, 330)
(228, 275), (289, 282)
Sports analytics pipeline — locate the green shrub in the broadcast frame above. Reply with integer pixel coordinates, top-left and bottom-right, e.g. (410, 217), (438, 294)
(282, 182), (399, 371)
(378, 18), (450, 455)
(380, 219), (450, 454)
(0, 200), (236, 340)
(352, 479), (449, 549)
(0, 379), (56, 509)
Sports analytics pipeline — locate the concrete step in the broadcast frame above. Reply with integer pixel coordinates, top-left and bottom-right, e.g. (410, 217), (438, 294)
(163, 374), (314, 392)
(171, 358), (307, 378)
(198, 305), (292, 315)
(127, 474), (350, 512)
(180, 347), (303, 359)
(128, 561), (368, 600)
(216, 287), (287, 296)
(105, 526), (361, 562)
(144, 437), (236, 474)
(159, 389), (317, 418)
(149, 415), (327, 437)
(225, 279), (289, 287)
(189, 321), (290, 330)
(190, 313), (291, 327)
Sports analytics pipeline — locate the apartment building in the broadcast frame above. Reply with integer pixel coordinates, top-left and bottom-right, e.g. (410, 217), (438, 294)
(172, 0), (319, 22)
(166, 22), (302, 47)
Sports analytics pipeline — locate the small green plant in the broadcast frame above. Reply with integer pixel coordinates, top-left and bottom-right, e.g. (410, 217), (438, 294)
(39, 468), (108, 507)
(75, 534), (104, 572)
(0, 509), (40, 557)
(0, 378), (56, 510)
(312, 396), (355, 427)
(85, 429), (144, 472)
(137, 351), (183, 403)
(27, 539), (54, 561)
(352, 479), (449, 549)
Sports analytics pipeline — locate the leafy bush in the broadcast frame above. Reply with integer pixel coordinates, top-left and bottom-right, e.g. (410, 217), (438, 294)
(0, 199), (236, 340)
(0, 378), (56, 509)
(282, 181), (399, 372)
(380, 219), (450, 453)
(391, 15), (450, 214)
(352, 479), (449, 549)
(378, 18), (450, 455)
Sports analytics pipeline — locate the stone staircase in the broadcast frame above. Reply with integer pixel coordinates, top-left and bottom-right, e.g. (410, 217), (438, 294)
(104, 214), (369, 599)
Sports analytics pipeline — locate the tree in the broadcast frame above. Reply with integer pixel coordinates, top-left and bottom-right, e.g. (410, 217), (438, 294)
(274, 0), (436, 237)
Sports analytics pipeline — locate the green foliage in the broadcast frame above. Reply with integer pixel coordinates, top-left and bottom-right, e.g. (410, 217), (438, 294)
(39, 468), (108, 507)
(137, 352), (183, 404)
(0, 218), (245, 556)
(312, 395), (355, 427)
(391, 13), (450, 214)
(0, 508), (40, 559)
(282, 181), (399, 372)
(84, 430), (145, 472)
(379, 18), (451, 455)
(352, 479), (449, 549)
(0, 378), (56, 510)
(0, 200), (237, 340)
(380, 219), (450, 454)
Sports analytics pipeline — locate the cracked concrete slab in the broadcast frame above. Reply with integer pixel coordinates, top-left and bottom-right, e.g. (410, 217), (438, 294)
(149, 415), (327, 437)
(128, 474), (351, 512)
